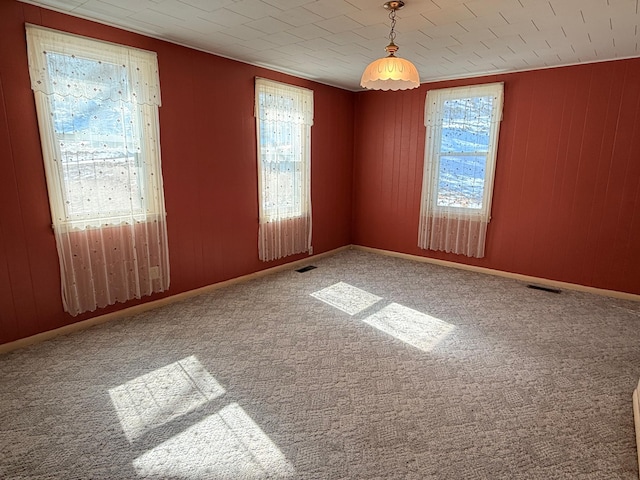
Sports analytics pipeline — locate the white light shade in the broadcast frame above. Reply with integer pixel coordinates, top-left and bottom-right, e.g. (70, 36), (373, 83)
(360, 55), (420, 91)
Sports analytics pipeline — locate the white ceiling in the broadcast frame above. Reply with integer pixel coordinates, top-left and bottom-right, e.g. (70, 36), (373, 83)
(20, 0), (640, 91)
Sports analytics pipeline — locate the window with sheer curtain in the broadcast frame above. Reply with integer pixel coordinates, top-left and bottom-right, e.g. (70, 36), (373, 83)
(255, 78), (313, 262)
(26, 25), (169, 316)
(418, 83), (504, 258)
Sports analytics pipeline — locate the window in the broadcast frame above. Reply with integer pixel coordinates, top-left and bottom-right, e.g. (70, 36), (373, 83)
(26, 25), (169, 315)
(418, 83), (504, 258)
(47, 53), (147, 226)
(258, 112), (304, 220)
(255, 78), (313, 262)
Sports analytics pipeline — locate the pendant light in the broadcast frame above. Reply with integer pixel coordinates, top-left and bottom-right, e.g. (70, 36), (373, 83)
(360, 1), (420, 91)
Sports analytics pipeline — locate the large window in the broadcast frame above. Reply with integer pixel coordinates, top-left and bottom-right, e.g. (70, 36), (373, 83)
(44, 53), (151, 226)
(418, 83), (504, 258)
(27, 25), (169, 315)
(255, 78), (313, 262)
(258, 109), (304, 220)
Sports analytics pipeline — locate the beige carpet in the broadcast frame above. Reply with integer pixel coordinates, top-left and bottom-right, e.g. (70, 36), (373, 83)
(1, 249), (639, 479)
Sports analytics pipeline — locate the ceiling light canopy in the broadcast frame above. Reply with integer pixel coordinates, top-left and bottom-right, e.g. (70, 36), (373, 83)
(360, 1), (420, 91)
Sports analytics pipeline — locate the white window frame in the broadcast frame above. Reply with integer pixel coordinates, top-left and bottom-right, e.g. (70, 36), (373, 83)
(26, 25), (164, 231)
(255, 78), (313, 223)
(421, 82), (504, 221)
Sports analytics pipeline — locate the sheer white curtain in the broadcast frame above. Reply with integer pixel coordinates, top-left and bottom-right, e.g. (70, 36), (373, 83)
(255, 78), (313, 262)
(418, 83), (504, 258)
(26, 25), (169, 316)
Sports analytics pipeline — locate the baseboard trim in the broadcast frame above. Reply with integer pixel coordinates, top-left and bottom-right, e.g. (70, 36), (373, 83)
(353, 245), (640, 302)
(0, 245), (350, 355)
(634, 386), (640, 479)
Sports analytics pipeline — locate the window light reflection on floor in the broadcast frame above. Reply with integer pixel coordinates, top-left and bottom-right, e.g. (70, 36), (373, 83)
(109, 355), (225, 442)
(132, 403), (296, 479)
(363, 302), (455, 352)
(311, 282), (455, 352)
(310, 281), (382, 315)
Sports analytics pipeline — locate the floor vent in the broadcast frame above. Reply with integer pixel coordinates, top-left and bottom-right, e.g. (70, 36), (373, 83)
(296, 265), (317, 273)
(527, 284), (561, 294)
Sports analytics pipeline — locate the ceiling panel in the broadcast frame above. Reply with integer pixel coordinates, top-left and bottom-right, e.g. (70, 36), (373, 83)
(18, 0), (640, 90)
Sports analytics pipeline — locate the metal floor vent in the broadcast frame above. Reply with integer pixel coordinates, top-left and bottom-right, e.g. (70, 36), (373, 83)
(527, 284), (561, 294)
(296, 265), (317, 273)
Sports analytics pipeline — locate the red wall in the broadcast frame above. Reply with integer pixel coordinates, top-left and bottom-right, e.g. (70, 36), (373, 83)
(0, 1), (354, 345)
(353, 62), (640, 295)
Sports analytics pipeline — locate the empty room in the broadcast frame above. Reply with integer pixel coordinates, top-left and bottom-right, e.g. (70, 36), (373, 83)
(1, 0), (640, 478)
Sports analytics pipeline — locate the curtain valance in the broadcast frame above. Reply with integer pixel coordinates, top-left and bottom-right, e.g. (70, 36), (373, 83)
(26, 24), (161, 106)
(424, 84), (503, 128)
(255, 78), (313, 125)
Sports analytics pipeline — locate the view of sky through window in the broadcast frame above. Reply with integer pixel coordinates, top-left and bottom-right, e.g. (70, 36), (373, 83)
(258, 93), (304, 219)
(437, 95), (493, 209)
(47, 52), (145, 219)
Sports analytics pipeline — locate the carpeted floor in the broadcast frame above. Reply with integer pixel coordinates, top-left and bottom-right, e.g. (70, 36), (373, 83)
(1, 248), (639, 479)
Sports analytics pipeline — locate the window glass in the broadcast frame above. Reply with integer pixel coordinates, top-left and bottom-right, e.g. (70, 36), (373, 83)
(47, 53), (146, 220)
(258, 100), (304, 219)
(437, 95), (494, 209)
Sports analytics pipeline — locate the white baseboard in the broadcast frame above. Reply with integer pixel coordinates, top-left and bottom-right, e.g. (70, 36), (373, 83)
(352, 245), (640, 302)
(0, 245), (349, 355)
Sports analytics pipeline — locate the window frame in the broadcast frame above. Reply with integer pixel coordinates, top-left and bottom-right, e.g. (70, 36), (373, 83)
(255, 78), (313, 223)
(27, 25), (163, 231)
(423, 82), (504, 220)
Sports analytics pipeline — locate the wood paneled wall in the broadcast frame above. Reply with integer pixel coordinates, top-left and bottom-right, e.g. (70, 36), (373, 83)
(353, 61), (640, 295)
(0, 1), (354, 345)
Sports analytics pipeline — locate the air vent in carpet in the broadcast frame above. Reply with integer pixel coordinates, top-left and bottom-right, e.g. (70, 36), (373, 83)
(527, 284), (561, 294)
(296, 265), (317, 273)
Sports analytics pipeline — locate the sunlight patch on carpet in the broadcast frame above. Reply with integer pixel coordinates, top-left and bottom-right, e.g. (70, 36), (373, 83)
(311, 281), (382, 315)
(109, 355), (225, 442)
(133, 403), (296, 478)
(362, 303), (455, 352)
